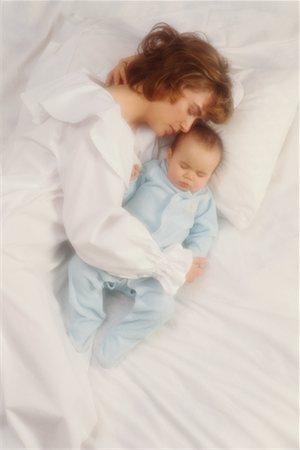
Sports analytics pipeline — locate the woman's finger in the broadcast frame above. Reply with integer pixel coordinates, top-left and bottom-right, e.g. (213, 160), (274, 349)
(105, 60), (130, 86)
(105, 70), (113, 86)
(119, 64), (128, 84)
(112, 61), (127, 85)
(113, 70), (121, 86)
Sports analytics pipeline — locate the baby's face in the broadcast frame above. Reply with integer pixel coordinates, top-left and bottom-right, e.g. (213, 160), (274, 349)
(166, 134), (221, 193)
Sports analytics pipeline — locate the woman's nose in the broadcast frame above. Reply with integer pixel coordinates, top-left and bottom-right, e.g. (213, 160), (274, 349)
(180, 116), (195, 133)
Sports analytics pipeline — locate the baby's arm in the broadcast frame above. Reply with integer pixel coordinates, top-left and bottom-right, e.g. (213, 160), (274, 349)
(183, 192), (218, 259)
(183, 197), (217, 283)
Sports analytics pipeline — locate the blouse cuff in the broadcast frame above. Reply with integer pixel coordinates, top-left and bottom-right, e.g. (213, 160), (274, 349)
(154, 244), (193, 295)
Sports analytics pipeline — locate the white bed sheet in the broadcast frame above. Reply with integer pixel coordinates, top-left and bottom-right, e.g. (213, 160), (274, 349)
(2, 1), (298, 449)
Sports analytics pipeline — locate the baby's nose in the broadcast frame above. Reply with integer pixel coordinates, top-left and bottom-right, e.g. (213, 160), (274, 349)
(184, 172), (193, 180)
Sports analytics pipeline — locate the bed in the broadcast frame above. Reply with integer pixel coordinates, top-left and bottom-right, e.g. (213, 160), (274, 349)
(2, 1), (298, 449)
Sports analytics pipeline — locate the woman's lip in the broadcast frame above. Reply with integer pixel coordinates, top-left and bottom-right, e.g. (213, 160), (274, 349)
(163, 126), (178, 137)
(166, 125), (177, 135)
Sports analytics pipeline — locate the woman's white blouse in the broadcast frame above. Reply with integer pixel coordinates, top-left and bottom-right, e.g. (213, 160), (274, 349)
(7, 70), (193, 295)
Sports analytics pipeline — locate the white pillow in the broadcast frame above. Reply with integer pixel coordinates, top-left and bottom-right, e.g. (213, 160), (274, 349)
(210, 68), (298, 229)
(69, 20), (298, 230)
(18, 14), (298, 230)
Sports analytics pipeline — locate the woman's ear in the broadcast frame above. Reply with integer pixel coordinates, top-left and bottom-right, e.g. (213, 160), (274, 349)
(167, 147), (173, 161)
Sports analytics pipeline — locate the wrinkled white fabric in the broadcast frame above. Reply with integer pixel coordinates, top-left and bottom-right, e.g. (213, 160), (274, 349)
(6, 69), (193, 294)
(3, 160), (98, 448)
(2, 2), (298, 449)
(3, 68), (192, 449)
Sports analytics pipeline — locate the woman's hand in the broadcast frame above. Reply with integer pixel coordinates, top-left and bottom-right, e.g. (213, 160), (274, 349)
(105, 55), (136, 86)
(185, 257), (207, 283)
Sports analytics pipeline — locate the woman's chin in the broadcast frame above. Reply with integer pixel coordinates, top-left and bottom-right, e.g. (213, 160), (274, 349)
(156, 128), (167, 137)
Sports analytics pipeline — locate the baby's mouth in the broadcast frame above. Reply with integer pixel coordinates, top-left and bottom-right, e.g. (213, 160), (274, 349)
(178, 181), (190, 190)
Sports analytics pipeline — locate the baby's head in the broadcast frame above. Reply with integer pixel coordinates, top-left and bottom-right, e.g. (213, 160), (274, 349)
(166, 122), (223, 192)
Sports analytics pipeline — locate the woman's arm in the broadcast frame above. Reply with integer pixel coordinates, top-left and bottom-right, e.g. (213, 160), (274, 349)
(19, 67), (201, 294)
(60, 130), (194, 295)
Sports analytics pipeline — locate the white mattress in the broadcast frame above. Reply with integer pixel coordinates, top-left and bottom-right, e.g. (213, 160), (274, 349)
(2, 2), (298, 449)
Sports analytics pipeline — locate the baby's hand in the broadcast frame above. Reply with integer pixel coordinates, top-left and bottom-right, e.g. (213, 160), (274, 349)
(185, 257), (207, 283)
(130, 164), (141, 181)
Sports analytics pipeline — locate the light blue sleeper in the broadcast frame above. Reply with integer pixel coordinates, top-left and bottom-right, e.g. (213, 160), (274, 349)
(67, 159), (218, 367)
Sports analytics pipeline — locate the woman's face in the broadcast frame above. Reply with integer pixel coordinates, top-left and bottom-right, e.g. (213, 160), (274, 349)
(143, 89), (212, 137)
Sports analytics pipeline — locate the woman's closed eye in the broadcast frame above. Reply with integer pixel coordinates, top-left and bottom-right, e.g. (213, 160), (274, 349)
(188, 107), (197, 117)
(188, 104), (202, 118)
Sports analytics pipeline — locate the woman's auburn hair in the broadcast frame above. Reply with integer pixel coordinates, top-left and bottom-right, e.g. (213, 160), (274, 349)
(126, 23), (233, 124)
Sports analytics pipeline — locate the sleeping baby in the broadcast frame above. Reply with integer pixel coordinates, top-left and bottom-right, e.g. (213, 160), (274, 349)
(67, 121), (223, 367)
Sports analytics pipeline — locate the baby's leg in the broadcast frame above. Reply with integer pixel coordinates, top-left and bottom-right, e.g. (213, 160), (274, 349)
(95, 278), (174, 368)
(67, 254), (107, 352)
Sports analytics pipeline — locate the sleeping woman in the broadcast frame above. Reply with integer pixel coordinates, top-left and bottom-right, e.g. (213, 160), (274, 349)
(3, 23), (232, 448)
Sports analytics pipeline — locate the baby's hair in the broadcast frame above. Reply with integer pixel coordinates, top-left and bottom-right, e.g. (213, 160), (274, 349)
(171, 121), (224, 164)
(126, 22), (233, 124)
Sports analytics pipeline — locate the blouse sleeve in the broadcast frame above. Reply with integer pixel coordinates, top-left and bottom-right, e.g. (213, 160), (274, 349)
(60, 128), (192, 295)
(20, 69), (192, 295)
